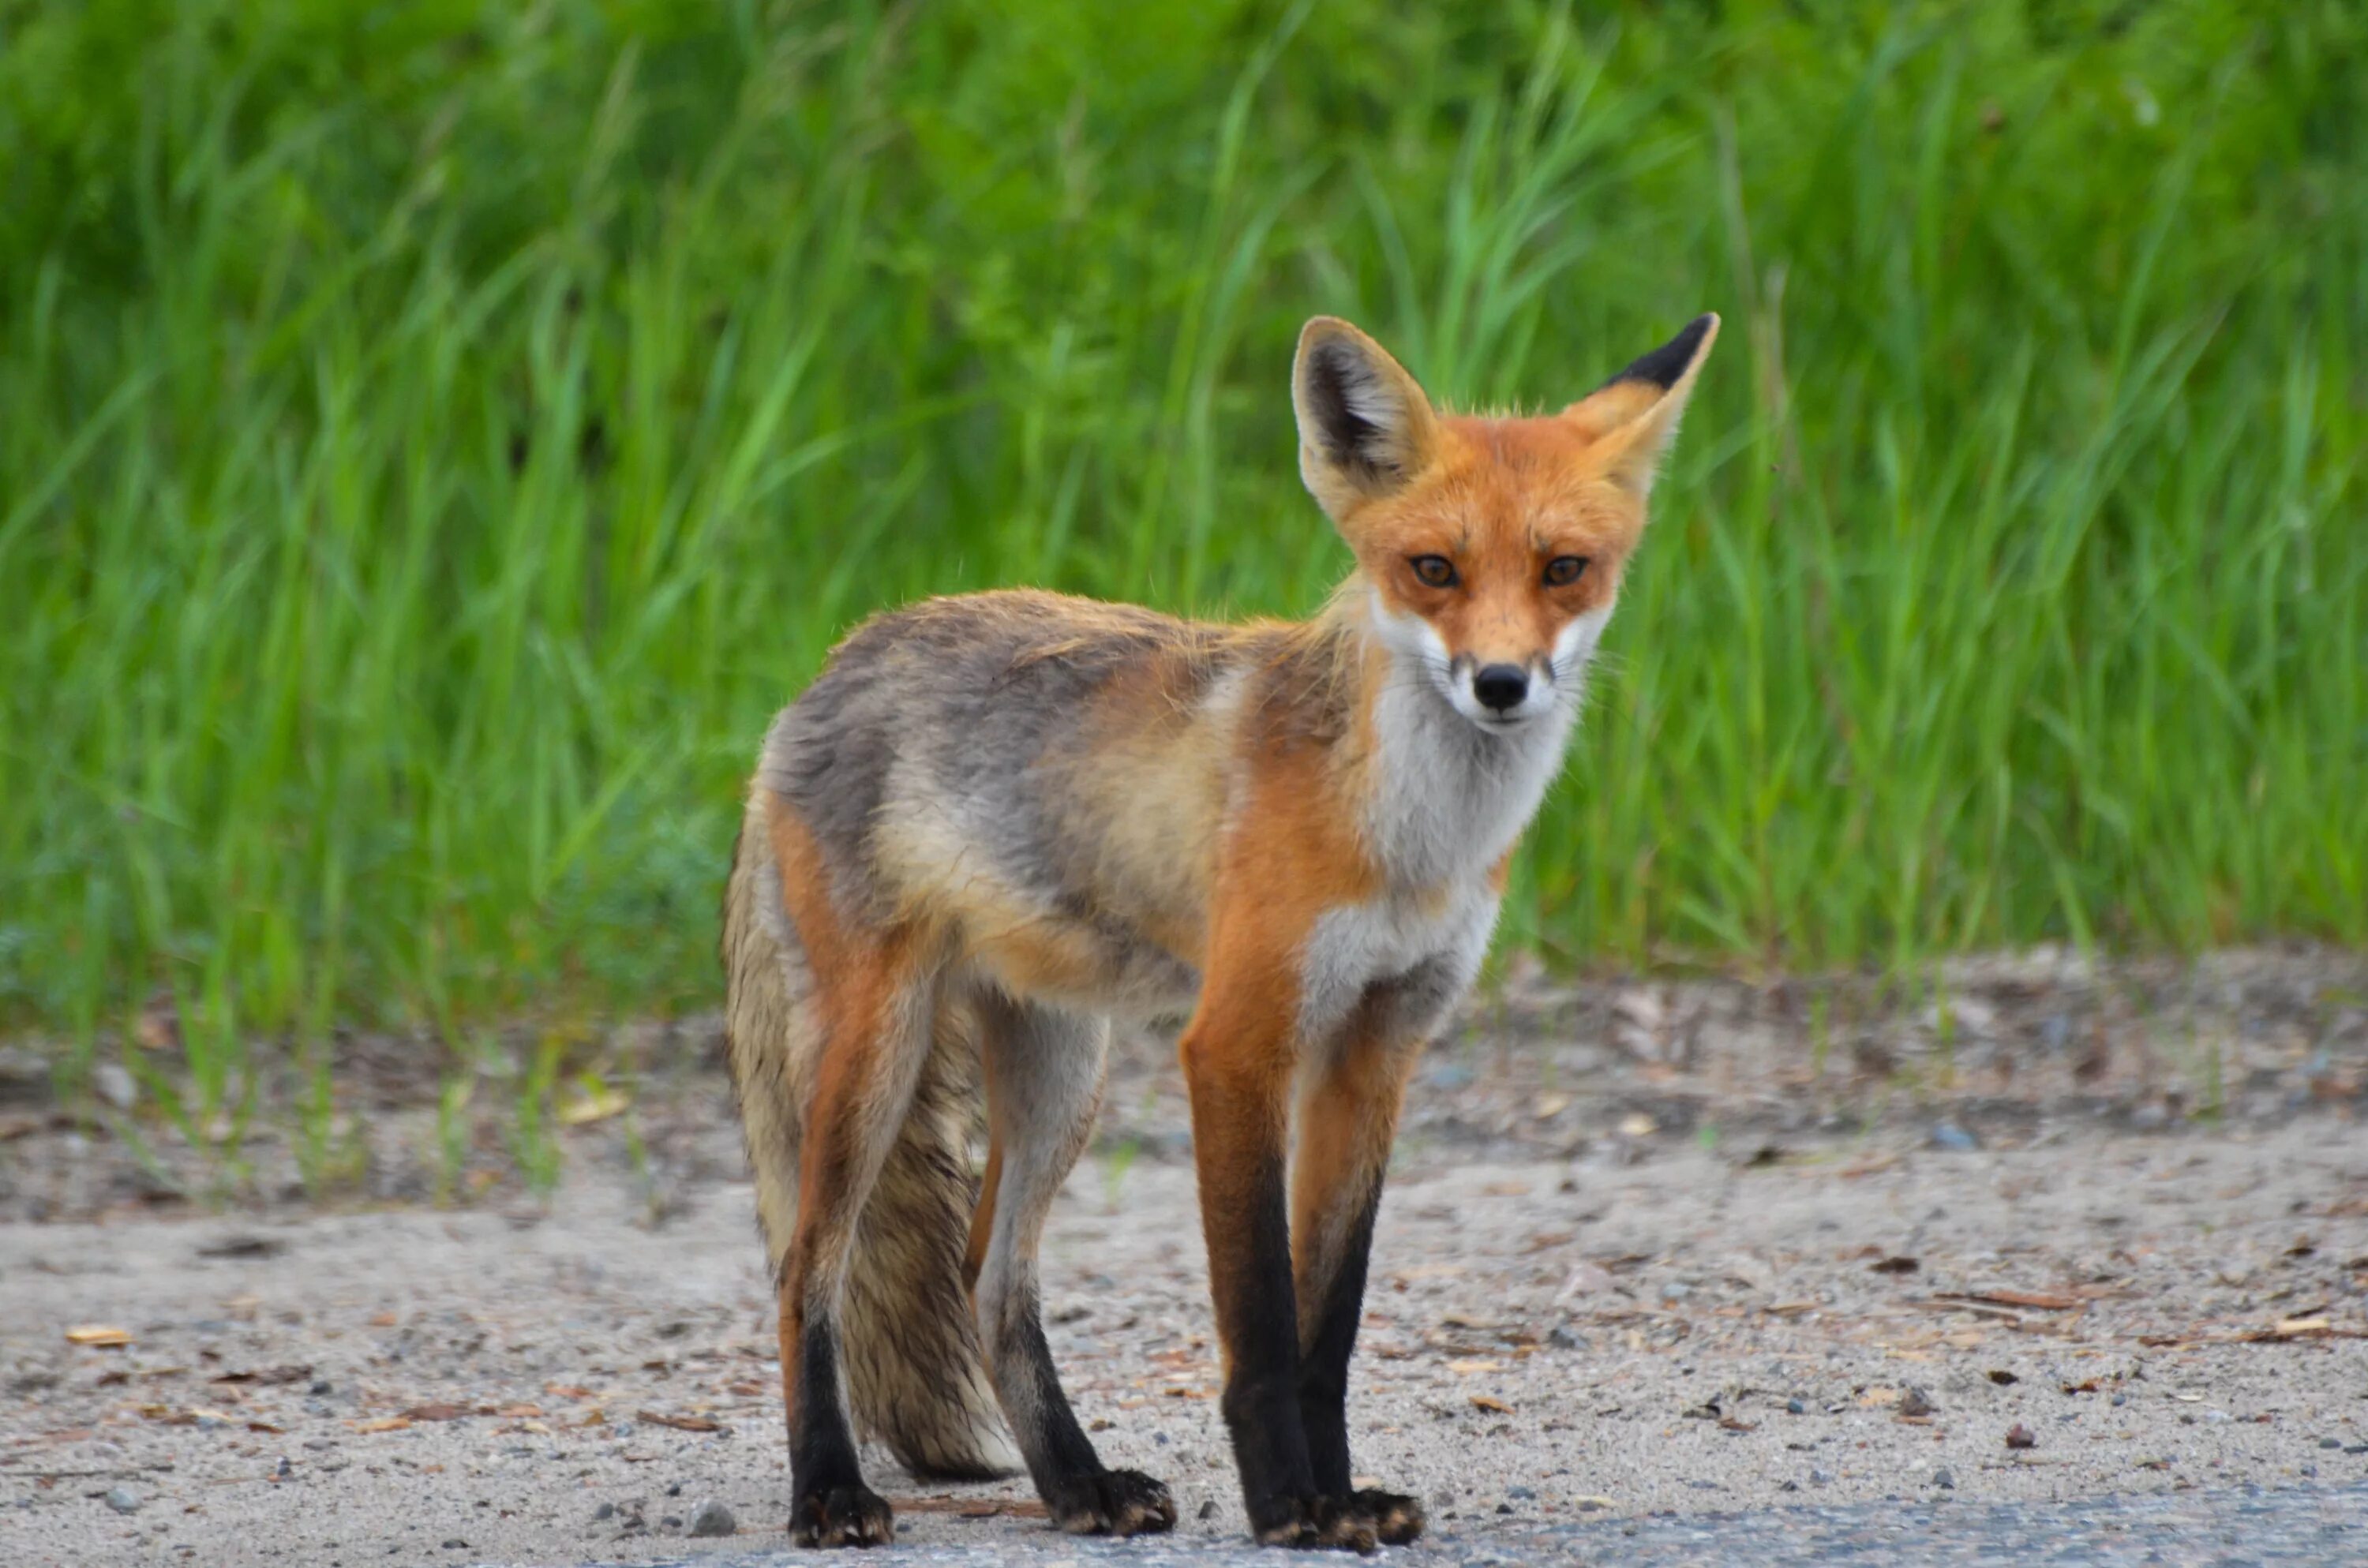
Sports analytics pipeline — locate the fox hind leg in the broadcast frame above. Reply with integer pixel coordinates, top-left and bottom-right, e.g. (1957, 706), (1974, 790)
(970, 990), (1176, 1537)
(757, 801), (950, 1548)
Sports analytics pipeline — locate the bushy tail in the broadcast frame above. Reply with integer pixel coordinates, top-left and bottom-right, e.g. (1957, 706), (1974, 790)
(841, 1012), (1016, 1478)
(721, 803), (1014, 1480)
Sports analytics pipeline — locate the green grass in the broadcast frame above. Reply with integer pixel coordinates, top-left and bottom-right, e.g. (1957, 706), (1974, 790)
(3, 1), (2364, 1117)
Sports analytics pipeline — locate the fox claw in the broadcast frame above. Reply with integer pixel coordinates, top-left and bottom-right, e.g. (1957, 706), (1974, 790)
(1347, 1488), (1425, 1546)
(1048, 1468), (1178, 1536)
(1246, 1488), (1424, 1552)
(791, 1482), (894, 1548)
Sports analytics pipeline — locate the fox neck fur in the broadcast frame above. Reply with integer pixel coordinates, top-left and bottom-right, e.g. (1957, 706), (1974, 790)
(1260, 578), (1591, 904)
(1345, 582), (1588, 892)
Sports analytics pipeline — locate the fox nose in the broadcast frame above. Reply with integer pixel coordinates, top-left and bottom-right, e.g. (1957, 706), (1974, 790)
(1471, 664), (1529, 713)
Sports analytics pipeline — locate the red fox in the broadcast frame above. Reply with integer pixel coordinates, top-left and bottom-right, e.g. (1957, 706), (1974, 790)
(721, 312), (1717, 1550)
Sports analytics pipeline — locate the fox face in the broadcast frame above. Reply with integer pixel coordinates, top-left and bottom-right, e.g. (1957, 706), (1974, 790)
(1293, 314), (1717, 732)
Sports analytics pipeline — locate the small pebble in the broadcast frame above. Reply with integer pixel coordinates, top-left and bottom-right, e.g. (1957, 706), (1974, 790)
(1931, 1468), (1956, 1490)
(1508, 1486), (1536, 1500)
(92, 1062), (138, 1111)
(1198, 1499), (1220, 1521)
(665, 1481), (682, 1498)
(103, 1487), (141, 1515)
(1547, 1325), (1588, 1351)
(309, 1379), (333, 1396)
(274, 1457), (294, 1480)
(1808, 1469), (1834, 1486)
(594, 1503), (615, 1521)
(1899, 1386), (1937, 1417)
(2111, 1393), (2126, 1407)
(660, 1515), (683, 1529)
(2005, 1423), (2036, 1450)
(440, 1542), (467, 1552)
(1785, 1397), (1807, 1415)
(688, 1498), (735, 1538)
(2319, 1436), (2342, 1450)
(1929, 1121), (1980, 1153)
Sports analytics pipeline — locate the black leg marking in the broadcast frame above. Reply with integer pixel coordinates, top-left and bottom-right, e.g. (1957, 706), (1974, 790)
(1298, 1176), (1382, 1496)
(789, 1316), (894, 1547)
(996, 1285), (1175, 1536)
(972, 996), (1173, 1536)
(1295, 1173), (1424, 1549)
(1214, 1151), (1330, 1545)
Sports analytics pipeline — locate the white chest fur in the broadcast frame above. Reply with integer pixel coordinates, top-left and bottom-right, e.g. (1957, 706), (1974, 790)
(1296, 881), (1500, 1042)
(1362, 674), (1576, 890)
(1292, 643), (1579, 1043)
(1357, 590), (1590, 890)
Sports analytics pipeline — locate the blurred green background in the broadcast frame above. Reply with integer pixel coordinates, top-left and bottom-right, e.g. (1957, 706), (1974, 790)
(4, 1), (2363, 1105)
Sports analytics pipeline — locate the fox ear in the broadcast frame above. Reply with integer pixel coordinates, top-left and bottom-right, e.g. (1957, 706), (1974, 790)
(1293, 317), (1441, 523)
(1563, 312), (1719, 496)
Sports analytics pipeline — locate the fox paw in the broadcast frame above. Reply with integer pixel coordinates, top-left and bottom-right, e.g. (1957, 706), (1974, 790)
(1248, 1494), (1372, 1553)
(1346, 1488), (1425, 1546)
(1047, 1468), (1178, 1536)
(1247, 1490), (1425, 1553)
(791, 1482), (894, 1548)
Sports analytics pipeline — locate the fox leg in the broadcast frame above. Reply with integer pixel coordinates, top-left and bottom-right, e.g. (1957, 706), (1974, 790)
(1182, 956), (1388, 1550)
(1290, 994), (1436, 1547)
(765, 811), (944, 1547)
(968, 991), (1177, 1536)
(777, 950), (941, 1547)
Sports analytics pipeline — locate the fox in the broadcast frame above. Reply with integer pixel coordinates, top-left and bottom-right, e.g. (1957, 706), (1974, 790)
(721, 310), (1717, 1550)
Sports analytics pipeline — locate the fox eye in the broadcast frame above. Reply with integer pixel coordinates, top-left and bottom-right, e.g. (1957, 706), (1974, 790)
(1542, 555), (1589, 587)
(1408, 555), (1459, 589)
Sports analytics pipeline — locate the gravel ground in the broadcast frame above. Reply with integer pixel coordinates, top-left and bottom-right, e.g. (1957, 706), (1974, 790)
(535, 1483), (2368, 1566)
(3, 946), (2365, 1565)
(5, 1120), (2365, 1566)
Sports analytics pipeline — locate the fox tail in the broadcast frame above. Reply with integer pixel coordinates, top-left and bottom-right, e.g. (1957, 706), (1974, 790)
(720, 801), (1015, 1478)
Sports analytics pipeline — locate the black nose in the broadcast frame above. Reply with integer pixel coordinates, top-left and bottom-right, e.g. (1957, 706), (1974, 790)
(1472, 664), (1529, 713)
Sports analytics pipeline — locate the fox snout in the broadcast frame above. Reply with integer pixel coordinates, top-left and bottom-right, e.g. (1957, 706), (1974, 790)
(1447, 652), (1561, 727)
(1471, 662), (1530, 714)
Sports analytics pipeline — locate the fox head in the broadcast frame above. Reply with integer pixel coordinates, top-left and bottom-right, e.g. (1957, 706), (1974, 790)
(1292, 312), (1717, 732)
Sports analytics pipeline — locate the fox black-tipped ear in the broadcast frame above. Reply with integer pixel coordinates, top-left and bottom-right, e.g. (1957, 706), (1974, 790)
(1564, 312), (1719, 496)
(1608, 313), (1717, 394)
(1293, 317), (1440, 523)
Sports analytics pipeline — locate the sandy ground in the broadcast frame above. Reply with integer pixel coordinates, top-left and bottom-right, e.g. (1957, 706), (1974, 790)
(4, 948), (2365, 1563)
(6, 1113), (2366, 1566)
